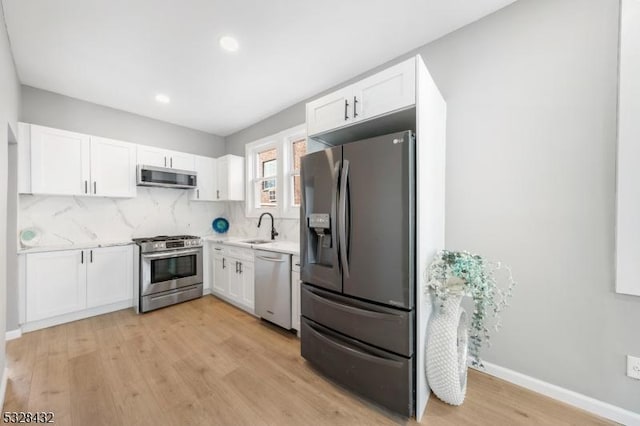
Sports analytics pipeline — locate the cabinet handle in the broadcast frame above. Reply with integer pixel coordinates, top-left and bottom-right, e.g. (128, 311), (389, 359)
(353, 96), (358, 118)
(81, 251), (84, 264)
(170, 157), (173, 168)
(93, 181), (97, 194)
(239, 262), (243, 274)
(235, 261), (239, 273)
(197, 189), (200, 199)
(222, 258), (226, 269)
(84, 180), (88, 194)
(217, 190), (220, 199)
(164, 156), (167, 167)
(90, 250), (93, 263)
(344, 99), (349, 120)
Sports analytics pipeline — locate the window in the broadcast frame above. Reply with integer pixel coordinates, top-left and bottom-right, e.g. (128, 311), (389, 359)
(245, 124), (307, 218)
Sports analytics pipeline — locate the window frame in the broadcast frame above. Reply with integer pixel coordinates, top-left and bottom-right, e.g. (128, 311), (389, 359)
(245, 124), (306, 218)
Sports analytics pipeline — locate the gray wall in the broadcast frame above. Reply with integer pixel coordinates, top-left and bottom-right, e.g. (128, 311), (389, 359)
(1, 3), (21, 382)
(226, 0), (639, 414)
(21, 85), (226, 157)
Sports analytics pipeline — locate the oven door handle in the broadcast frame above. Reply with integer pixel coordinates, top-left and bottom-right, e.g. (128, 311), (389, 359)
(142, 248), (202, 259)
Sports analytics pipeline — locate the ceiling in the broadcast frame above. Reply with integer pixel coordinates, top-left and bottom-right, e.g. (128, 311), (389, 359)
(2, 0), (517, 136)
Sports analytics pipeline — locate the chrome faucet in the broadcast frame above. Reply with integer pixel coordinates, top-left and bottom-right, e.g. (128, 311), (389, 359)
(258, 212), (279, 240)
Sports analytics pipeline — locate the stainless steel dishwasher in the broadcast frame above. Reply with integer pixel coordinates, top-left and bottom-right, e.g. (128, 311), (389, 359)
(255, 250), (292, 329)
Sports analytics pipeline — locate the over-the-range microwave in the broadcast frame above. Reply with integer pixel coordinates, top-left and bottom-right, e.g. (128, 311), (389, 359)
(136, 165), (197, 189)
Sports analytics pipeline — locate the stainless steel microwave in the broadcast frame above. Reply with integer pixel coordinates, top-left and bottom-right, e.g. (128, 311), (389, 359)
(136, 165), (197, 189)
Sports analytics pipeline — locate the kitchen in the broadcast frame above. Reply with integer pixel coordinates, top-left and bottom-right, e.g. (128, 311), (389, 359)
(1, 0), (640, 425)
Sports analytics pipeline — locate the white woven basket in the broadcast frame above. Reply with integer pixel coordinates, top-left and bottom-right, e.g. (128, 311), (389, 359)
(426, 294), (469, 405)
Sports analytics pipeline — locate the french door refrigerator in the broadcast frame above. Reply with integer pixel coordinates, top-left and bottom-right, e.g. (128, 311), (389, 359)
(300, 130), (415, 416)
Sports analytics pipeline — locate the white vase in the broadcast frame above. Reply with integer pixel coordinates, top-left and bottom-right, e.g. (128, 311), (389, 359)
(426, 293), (469, 406)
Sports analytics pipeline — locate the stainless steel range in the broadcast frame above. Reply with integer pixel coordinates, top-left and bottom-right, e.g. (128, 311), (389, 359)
(133, 235), (203, 313)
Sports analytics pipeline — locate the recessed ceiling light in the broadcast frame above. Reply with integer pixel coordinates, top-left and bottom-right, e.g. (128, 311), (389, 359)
(155, 93), (170, 104)
(219, 35), (239, 52)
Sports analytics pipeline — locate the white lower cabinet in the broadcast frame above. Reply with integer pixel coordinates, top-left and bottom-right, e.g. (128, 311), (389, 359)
(26, 249), (87, 322)
(210, 244), (255, 313)
(25, 245), (134, 324)
(86, 246), (133, 308)
(291, 255), (301, 332)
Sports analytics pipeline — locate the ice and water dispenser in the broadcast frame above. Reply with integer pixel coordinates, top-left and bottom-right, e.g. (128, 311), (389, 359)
(307, 213), (333, 266)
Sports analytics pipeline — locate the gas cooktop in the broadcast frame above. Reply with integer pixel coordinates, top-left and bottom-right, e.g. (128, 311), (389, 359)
(132, 235), (200, 243)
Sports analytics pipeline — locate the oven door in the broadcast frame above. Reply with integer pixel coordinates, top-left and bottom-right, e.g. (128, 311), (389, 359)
(141, 248), (203, 296)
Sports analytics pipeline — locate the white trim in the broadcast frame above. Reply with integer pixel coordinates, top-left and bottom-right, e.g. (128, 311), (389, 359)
(471, 360), (640, 425)
(5, 329), (22, 341)
(244, 124), (306, 219)
(0, 367), (8, 410)
(22, 299), (134, 333)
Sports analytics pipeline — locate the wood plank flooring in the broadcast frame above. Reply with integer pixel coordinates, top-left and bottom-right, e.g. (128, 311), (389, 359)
(4, 296), (612, 425)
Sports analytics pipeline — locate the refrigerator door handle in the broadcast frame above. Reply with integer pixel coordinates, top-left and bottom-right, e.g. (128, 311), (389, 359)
(333, 160), (342, 273)
(339, 160), (350, 278)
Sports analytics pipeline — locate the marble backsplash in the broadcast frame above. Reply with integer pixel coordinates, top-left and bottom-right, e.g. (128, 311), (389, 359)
(18, 187), (226, 247)
(18, 189), (300, 248)
(224, 202), (301, 243)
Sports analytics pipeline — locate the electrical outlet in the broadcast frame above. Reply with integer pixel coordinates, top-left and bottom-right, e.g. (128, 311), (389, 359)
(627, 355), (640, 380)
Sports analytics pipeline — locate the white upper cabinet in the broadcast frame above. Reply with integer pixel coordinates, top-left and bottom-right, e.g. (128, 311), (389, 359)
(136, 145), (195, 170)
(354, 58), (416, 121)
(30, 125), (91, 196)
(217, 155), (244, 201)
(90, 136), (137, 198)
(167, 149), (195, 170)
(137, 145), (168, 168)
(190, 155), (218, 201)
(306, 57), (416, 137)
(306, 86), (354, 136)
(24, 124), (136, 198)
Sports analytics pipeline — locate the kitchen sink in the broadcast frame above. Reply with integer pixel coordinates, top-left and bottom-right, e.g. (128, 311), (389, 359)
(241, 239), (271, 244)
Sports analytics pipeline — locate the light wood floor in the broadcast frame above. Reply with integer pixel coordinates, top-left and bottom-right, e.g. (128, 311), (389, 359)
(4, 296), (612, 426)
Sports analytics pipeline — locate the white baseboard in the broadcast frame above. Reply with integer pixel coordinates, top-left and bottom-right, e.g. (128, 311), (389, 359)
(22, 299), (134, 333)
(203, 288), (212, 295)
(471, 361), (640, 426)
(5, 329), (22, 341)
(0, 367), (8, 410)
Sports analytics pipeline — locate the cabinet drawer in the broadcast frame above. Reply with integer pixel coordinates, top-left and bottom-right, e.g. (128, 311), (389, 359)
(301, 318), (414, 417)
(301, 284), (413, 357)
(226, 246), (254, 261)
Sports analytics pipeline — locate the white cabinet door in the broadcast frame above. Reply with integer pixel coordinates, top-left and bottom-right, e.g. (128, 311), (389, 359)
(227, 257), (242, 301)
(291, 270), (300, 331)
(30, 125), (90, 196)
(190, 155), (217, 201)
(90, 136), (137, 198)
(217, 155), (244, 201)
(306, 86), (354, 136)
(86, 245), (133, 308)
(212, 252), (229, 296)
(137, 145), (168, 168)
(353, 57), (416, 122)
(26, 250), (87, 322)
(168, 150), (195, 171)
(240, 261), (255, 310)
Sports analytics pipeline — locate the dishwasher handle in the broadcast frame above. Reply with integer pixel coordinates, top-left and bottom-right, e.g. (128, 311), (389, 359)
(256, 255), (287, 262)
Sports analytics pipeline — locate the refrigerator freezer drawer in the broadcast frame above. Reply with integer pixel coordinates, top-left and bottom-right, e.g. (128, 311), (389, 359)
(301, 284), (414, 357)
(301, 317), (414, 417)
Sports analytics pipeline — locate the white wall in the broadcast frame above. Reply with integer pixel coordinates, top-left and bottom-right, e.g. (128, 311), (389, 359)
(225, 0), (640, 414)
(20, 85), (226, 158)
(1, 1), (21, 391)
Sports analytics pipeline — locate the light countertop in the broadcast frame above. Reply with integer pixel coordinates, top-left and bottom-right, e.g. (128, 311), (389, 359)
(17, 240), (134, 254)
(203, 235), (300, 256)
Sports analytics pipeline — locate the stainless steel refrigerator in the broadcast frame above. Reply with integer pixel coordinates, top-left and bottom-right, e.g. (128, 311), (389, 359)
(300, 130), (415, 416)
